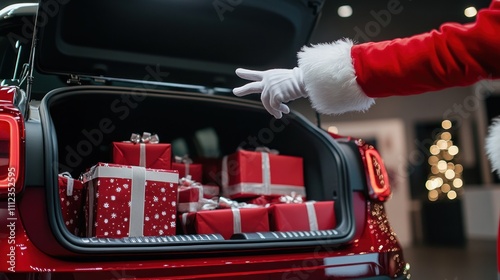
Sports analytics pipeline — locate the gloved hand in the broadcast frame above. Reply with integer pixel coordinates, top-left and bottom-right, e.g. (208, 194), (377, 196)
(233, 67), (308, 119)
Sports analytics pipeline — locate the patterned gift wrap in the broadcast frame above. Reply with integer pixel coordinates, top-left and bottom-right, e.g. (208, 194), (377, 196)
(58, 173), (84, 236)
(83, 162), (179, 238)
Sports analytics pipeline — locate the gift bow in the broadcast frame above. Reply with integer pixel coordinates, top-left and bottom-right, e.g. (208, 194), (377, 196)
(130, 132), (159, 144)
(60, 171), (75, 196)
(199, 196), (263, 211)
(278, 192), (304, 204)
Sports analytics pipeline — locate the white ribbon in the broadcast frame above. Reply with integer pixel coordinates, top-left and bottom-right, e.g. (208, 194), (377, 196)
(129, 166), (146, 237)
(139, 143), (146, 167)
(83, 164), (178, 183)
(60, 172), (75, 196)
(181, 212), (189, 234)
(221, 155), (229, 190)
(87, 180), (95, 237)
(231, 208), (242, 234)
(225, 183), (306, 197)
(261, 152), (271, 195)
(305, 201), (318, 231)
(66, 177), (74, 196)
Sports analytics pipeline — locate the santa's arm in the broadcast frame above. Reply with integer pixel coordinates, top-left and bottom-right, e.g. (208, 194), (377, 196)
(299, 0), (500, 115)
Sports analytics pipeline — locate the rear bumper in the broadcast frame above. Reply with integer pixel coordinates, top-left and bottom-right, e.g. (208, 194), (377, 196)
(1, 205), (409, 279)
(0, 251), (410, 279)
(1, 186), (409, 279)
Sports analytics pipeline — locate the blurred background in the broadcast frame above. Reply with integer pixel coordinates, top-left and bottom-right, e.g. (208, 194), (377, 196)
(290, 1), (499, 278)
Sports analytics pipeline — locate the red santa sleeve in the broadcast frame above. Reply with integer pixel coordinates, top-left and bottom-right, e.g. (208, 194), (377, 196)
(298, 0), (500, 115)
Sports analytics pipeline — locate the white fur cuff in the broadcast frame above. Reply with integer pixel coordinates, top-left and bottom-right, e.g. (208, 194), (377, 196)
(297, 39), (375, 115)
(486, 116), (500, 178)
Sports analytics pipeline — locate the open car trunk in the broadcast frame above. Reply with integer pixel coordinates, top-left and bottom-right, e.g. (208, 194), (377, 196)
(32, 85), (359, 255)
(17, 0), (369, 258)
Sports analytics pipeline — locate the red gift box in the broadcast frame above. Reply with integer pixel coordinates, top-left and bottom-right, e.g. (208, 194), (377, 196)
(180, 207), (269, 239)
(83, 162), (179, 238)
(177, 185), (203, 213)
(177, 177), (220, 212)
(112, 133), (171, 170)
(268, 201), (336, 231)
(58, 173), (84, 236)
(172, 156), (202, 182)
(221, 149), (305, 199)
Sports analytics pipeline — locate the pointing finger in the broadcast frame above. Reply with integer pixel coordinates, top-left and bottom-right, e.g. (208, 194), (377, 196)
(235, 68), (264, 81)
(233, 81), (263, 96)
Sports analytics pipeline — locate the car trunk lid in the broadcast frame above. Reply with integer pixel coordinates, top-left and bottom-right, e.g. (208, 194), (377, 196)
(33, 0), (324, 89)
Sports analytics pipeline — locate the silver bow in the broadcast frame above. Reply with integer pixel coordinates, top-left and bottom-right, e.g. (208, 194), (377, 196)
(130, 132), (159, 144)
(278, 192), (304, 204)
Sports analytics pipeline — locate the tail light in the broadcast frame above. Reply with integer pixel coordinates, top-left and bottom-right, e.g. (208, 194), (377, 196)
(357, 139), (391, 202)
(328, 131), (391, 201)
(0, 87), (25, 197)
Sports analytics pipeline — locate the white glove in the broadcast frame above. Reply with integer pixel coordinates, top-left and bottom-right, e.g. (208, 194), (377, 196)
(233, 67), (308, 119)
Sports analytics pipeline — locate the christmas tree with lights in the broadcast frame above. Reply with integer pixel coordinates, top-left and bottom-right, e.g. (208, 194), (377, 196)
(425, 120), (464, 201)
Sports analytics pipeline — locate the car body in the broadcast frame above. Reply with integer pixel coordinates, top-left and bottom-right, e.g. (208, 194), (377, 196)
(0, 1), (410, 279)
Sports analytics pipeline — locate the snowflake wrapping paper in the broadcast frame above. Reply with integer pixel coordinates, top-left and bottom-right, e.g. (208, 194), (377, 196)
(83, 162), (179, 238)
(58, 174), (84, 236)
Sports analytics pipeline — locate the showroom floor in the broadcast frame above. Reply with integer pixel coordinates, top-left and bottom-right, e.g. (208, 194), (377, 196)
(402, 239), (497, 279)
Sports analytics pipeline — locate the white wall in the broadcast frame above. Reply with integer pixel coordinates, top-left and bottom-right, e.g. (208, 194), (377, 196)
(463, 186), (500, 240)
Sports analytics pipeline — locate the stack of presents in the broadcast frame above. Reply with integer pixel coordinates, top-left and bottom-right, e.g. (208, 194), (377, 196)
(58, 132), (336, 239)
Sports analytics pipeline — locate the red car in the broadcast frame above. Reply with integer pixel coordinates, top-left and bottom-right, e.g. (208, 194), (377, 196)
(0, 1), (410, 279)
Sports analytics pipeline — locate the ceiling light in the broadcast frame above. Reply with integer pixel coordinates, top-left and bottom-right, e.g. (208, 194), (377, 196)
(464, 6), (477, 18)
(338, 5), (353, 18)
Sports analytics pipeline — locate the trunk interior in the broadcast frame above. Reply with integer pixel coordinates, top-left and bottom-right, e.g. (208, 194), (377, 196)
(35, 85), (358, 254)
